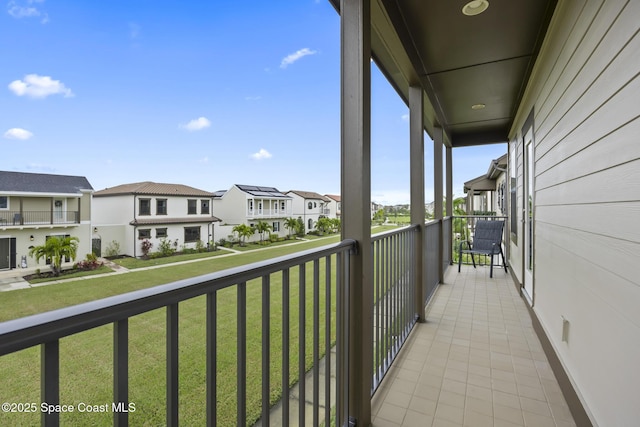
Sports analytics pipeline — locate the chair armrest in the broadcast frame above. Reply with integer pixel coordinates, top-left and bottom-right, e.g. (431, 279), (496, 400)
(459, 240), (472, 251)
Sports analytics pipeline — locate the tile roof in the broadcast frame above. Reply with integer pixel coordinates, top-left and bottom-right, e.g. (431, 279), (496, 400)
(235, 184), (290, 199)
(94, 181), (214, 197)
(130, 216), (221, 226)
(287, 190), (331, 202)
(0, 170), (93, 194)
(324, 194), (341, 202)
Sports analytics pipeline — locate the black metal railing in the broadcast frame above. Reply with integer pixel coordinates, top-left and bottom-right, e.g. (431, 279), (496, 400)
(0, 240), (355, 427)
(0, 211), (79, 226)
(371, 225), (418, 393)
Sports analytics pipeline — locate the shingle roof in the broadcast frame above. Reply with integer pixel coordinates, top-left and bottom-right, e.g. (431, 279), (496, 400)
(325, 194), (341, 202)
(287, 190), (331, 202)
(0, 170), (93, 194)
(94, 182), (214, 197)
(235, 184), (290, 199)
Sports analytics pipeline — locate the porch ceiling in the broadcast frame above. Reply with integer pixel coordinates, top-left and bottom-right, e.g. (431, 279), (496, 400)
(331, 0), (557, 147)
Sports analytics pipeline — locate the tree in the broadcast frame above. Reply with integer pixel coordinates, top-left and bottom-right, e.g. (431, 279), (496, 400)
(316, 217), (332, 235)
(330, 217), (341, 233)
(29, 235), (79, 277)
(232, 224), (254, 246)
(254, 220), (272, 244)
(284, 217), (298, 239)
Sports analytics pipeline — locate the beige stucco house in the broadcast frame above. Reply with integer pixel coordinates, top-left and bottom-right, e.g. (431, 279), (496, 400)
(92, 182), (219, 258)
(0, 170), (93, 271)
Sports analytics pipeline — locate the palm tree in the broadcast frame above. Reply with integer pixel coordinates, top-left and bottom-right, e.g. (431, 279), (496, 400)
(29, 235), (79, 277)
(254, 220), (272, 244)
(284, 217), (298, 239)
(316, 217), (332, 235)
(232, 224), (253, 246)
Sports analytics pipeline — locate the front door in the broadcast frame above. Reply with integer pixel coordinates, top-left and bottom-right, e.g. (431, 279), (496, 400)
(0, 238), (10, 269)
(54, 199), (64, 222)
(523, 128), (535, 304)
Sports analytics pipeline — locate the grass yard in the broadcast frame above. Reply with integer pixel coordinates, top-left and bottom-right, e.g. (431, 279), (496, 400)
(0, 237), (343, 426)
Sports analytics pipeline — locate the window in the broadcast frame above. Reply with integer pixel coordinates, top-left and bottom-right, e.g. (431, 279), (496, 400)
(0, 196), (7, 209)
(281, 201), (285, 211)
(249, 200), (254, 211)
(156, 228), (167, 238)
(308, 218), (313, 230)
(308, 202), (313, 209)
(258, 201), (263, 213)
(201, 200), (210, 214)
(138, 229), (151, 239)
(139, 198), (151, 215)
(313, 202), (317, 208)
(187, 199), (197, 215)
(156, 199), (167, 215)
(184, 226), (200, 242)
(272, 222), (280, 232)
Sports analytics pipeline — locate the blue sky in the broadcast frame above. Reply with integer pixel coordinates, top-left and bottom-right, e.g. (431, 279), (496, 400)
(1, 0), (506, 205)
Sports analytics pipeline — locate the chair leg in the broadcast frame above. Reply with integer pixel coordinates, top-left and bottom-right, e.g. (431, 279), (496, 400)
(470, 253), (476, 269)
(458, 249), (462, 272)
(500, 248), (508, 273)
(489, 254), (494, 278)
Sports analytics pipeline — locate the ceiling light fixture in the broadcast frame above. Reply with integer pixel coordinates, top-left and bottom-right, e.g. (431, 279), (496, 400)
(462, 0), (489, 16)
(471, 103), (486, 110)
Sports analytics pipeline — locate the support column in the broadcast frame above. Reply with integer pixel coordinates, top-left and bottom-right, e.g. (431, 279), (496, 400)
(409, 86), (426, 321)
(433, 128), (444, 282)
(340, 0), (372, 424)
(446, 146), (453, 217)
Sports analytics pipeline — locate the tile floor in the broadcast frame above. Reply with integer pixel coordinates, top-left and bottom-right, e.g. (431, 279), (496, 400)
(371, 264), (576, 427)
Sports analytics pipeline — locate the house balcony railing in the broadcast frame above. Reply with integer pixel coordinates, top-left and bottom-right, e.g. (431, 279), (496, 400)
(0, 210), (80, 227)
(0, 221), (449, 426)
(247, 208), (292, 219)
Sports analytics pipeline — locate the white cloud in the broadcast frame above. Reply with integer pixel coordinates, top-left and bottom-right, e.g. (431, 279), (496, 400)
(181, 117), (211, 131)
(280, 48), (317, 69)
(401, 114), (409, 122)
(251, 148), (272, 160)
(7, 0), (48, 23)
(4, 127), (33, 140)
(8, 74), (73, 98)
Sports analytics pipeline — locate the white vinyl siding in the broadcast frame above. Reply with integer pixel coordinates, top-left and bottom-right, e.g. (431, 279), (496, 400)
(509, 1), (640, 426)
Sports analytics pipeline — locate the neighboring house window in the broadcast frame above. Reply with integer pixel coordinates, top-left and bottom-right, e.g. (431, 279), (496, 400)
(139, 198), (151, 215)
(273, 222), (280, 232)
(308, 202), (313, 210)
(0, 196), (7, 209)
(281, 201), (285, 211)
(156, 199), (167, 215)
(314, 202), (317, 208)
(201, 200), (210, 214)
(187, 199), (197, 215)
(248, 200), (254, 211)
(274, 202), (278, 213)
(138, 229), (151, 239)
(184, 226), (200, 243)
(337, 202), (341, 210)
(156, 228), (167, 238)
(258, 202), (263, 213)
(308, 218), (313, 230)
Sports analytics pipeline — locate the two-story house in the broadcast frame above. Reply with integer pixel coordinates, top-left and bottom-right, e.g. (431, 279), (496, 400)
(324, 194), (341, 219)
(92, 182), (219, 258)
(463, 153), (508, 215)
(213, 184), (292, 241)
(0, 170), (93, 271)
(286, 190), (331, 233)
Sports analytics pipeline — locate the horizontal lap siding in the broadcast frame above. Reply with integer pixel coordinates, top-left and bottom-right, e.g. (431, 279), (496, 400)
(514, 0), (640, 425)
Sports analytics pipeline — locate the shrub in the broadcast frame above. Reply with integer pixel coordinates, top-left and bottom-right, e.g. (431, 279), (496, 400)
(74, 253), (103, 271)
(140, 239), (153, 258)
(157, 238), (176, 257)
(104, 240), (121, 258)
(269, 233), (279, 243)
(195, 240), (206, 252)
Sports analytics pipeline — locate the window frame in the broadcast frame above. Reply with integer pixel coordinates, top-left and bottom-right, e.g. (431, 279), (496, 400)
(272, 221), (280, 232)
(139, 198), (151, 216)
(184, 226), (200, 243)
(138, 229), (151, 240)
(156, 228), (168, 238)
(0, 196), (8, 210)
(200, 199), (210, 215)
(156, 198), (167, 215)
(187, 199), (197, 215)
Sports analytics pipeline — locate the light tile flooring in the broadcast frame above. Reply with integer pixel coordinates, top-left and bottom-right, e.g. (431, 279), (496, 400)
(371, 264), (576, 427)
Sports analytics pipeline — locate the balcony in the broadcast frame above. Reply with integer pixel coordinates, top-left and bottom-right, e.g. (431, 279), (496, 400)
(247, 208), (292, 219)
(0, 222), (575, 426)
(0, 211), (80, 227)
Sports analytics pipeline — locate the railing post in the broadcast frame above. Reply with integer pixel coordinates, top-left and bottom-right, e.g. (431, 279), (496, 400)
(434, 127), (444, 283)
(341, 0), (372, 423)
(409, 85), (426, 321)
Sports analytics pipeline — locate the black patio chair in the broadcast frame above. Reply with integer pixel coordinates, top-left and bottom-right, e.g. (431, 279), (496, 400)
(458, 220), (507, 278)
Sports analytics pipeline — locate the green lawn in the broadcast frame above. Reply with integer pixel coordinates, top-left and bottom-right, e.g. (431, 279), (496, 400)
(0, 227), (402, 426)
(26, 265), (114, 284)
(0, 236), (344, 426)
